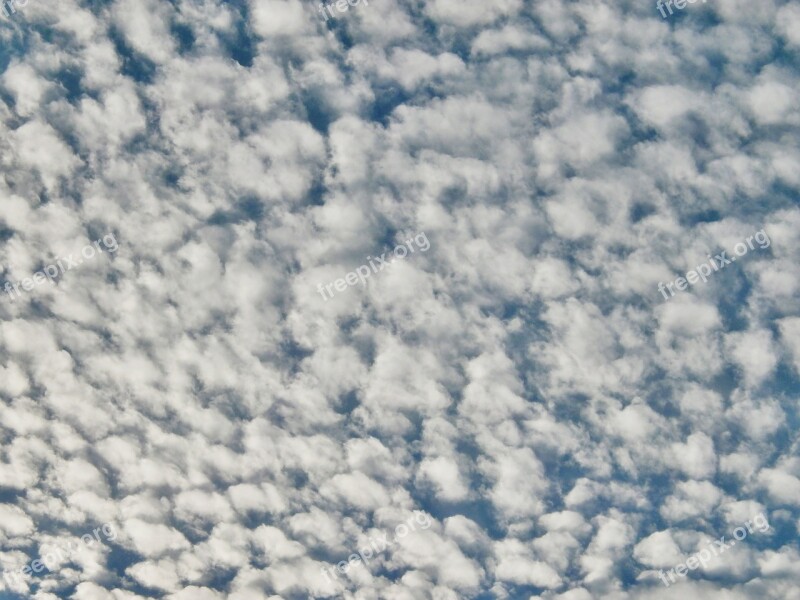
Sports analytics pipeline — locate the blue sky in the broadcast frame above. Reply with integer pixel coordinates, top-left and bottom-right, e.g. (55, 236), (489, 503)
(0, 0), (799, 598)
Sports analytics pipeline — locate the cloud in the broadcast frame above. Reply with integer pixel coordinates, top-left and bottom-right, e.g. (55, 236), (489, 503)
(0, 0), (797, 597)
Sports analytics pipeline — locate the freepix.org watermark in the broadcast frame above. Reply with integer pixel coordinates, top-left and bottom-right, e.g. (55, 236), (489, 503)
(3, 233), (118, 302)
(317, 232), (430, 301)
(656, 0), (709, 19)
(658, 229), (770, 301)
(1, 523), (117, 589)
(1, 0), (32, 20)
(321, 511), (432, 582)
(657, 512), (770, 587)
(318, 0), (368, 21)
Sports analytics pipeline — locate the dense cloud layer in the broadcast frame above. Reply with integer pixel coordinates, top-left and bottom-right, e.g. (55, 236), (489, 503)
(0, 0), (798, 598)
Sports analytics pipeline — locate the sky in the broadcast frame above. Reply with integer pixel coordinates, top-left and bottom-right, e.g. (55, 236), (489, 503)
(0, 0), (799, 599)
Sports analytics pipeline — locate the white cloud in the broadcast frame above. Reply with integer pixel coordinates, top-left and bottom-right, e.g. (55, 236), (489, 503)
(0, 0), (795, 597)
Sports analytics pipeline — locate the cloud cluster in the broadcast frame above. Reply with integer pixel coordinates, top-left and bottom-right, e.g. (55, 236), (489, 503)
(0, 0), (798, 598)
